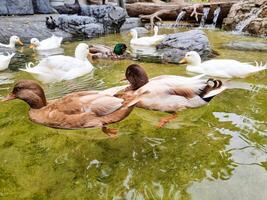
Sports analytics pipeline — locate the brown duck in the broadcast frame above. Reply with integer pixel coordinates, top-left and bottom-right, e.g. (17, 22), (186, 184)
(3, 64), (149, 137)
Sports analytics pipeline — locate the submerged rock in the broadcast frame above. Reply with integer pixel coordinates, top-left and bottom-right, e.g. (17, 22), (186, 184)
(224, 41), (267, 51)
(157, 30), (212, 63)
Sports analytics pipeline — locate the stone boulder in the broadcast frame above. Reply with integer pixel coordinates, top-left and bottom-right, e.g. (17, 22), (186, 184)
(57, 5), (127, 37)
(224, 41), (267, 51)
(57, 15), (103, 37)
(223, 0), (267, 37)
(156, 30), (212, 63)
(0, 0), (34, 15)
(32, 0), (57, 14)
(81, 5), (126, 33)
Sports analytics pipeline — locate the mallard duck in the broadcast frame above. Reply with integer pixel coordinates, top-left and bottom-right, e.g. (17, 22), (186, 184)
(45, 16), (57, 30)
(130, 29), (164, 46)
(106, 65), (226, 127)
(20, 43), (93, 83)
(152, 26), (166, 40)
(3, 66), (148, 136)
(89, 43), (128, 60)
(30, 35), (63, 51)
(179, 51), (267, 78)
(0, 36), (23, 49)
(0, 52), (15, 71)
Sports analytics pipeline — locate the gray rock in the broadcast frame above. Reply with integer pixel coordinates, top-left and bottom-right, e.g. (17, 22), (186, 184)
(0, 0), (8, 15)
(80, 5), (126, 33)
(157, 30), (212, 63)
(82, 24), (104, 37)
(6, 0), (34, 15)
(0, 15), (72, 44)
(120, 18), (144, 32)
(32, 0), (57, 14)
(57, 5), (127, 36)
(224, 41), (267, 51)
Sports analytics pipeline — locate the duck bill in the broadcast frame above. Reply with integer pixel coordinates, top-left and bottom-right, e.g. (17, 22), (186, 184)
(17, 39), (24, 46)
(29, 44), (36, 49)
(2, 93), (16, 102)
(120, 77), (127, 82)
(179, 57), (187, 64)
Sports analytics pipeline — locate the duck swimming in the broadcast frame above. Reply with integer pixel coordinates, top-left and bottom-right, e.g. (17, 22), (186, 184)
(106, 65), (226, 127)
(130, 29), (164, 46)
(30, 35), (63, 51)
(21, 43), (93, 83)
(89, 43), (128, 60)
(0, 52), (15, 71)
(0, 36), (23, 49)
(179, 51), (267, 78)
(3, 67), (148, 136)
(152, 26), (166, 40)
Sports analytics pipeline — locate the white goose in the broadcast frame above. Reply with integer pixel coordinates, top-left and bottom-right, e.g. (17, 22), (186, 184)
(130, 29), (164, 46)
(30, 35), (63, 51)
(0, 36), (23, 49)
(21, 43), (94, 83)
(0, 53), (15, 71)
(180, 51), (267, 78)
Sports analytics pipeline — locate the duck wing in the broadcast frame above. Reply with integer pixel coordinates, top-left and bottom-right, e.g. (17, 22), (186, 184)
(39, 35), (63, 49)
(30, 91), (126, 129)
(201, 59), (266, 78)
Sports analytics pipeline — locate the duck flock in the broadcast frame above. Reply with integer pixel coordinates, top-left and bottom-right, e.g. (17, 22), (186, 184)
(0, 26), (266, 137)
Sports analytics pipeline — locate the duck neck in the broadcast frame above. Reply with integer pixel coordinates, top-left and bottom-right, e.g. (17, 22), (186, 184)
(20, 90), (47, 109)
(9, 40), (16, 48)
(189, 56), (201, 66)
(75, 50), (87, 61)
(154, 29), (158, 36)
(131, 31), (138, 40)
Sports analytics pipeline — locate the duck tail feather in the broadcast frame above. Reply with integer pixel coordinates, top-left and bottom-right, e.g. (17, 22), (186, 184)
(199, 79), (226, 101)
(20, 62), (34, 72)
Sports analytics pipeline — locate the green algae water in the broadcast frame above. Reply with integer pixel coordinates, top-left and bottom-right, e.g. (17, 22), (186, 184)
(0, 28), (266, 200)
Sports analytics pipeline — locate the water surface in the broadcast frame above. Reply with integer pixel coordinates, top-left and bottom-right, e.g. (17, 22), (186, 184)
(0, 28), (266, 200)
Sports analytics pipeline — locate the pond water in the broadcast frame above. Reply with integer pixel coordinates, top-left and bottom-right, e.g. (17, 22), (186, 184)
(0, 27), (266, 200)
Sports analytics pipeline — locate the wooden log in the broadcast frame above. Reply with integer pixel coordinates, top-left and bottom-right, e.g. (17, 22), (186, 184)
(126, 3), (186, 20)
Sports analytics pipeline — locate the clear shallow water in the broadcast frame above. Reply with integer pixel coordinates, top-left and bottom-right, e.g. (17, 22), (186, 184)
(0, 27), (266, 200)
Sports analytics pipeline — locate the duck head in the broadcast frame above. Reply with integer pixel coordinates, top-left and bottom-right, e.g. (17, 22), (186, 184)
(75, 43), (90, 61)
(29, 38), (40, 49)
(153, 26), (159, 36)
(10, 36), (23, 48)
(113, 43), (127, 55)
(125, 64), (149, 90)
(129, 29), (138, 39)
(3, 80), (47, 109)
(179, 51), (202, 66)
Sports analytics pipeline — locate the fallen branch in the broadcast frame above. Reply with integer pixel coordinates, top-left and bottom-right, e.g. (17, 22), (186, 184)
(139, 9), (177, 29)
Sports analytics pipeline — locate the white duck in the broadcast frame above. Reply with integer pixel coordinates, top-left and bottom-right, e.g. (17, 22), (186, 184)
(20, 43), (93, 83)
(130, 29), (164, 46)
(0, 36), (23, 49)
(152, 26), (166, 40)
(30, 35), (63, 51)
(0, 53), (15, 71)
(179, 51), (267, 78)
